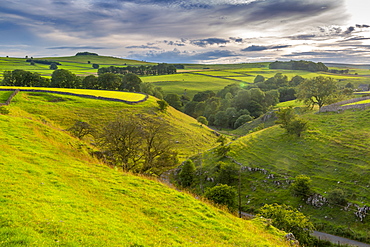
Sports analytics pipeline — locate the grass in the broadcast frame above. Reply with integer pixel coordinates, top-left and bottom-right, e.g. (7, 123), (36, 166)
(195, 107), (370, 242)
(7, 90), (219, 161)
(0, 93), (290, 246)
(0, 91), (13, 103)
(0, 86), (146, 102)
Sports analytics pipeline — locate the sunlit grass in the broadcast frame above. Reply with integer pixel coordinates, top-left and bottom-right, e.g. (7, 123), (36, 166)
(0, 86), (146, 102)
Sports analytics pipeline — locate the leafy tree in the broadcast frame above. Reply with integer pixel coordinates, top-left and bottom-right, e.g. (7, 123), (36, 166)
(258, 203), (315, 246)
(234, 114), (252, 129)
(98, 73), (122, 90)
(214, 111), (228, 128)
(157, 100), (169, 112)
(2, 69), (49, 87)
(297, 76), (339, 109)
(177, 160), (196, 188)
(92, 63), (99, 69)
(276, 107), (308, 137)
(197, 116), (208, 126)
(254, 75), (265, 83)
(204, 184), (237, 209)
(216, 162), (239, 185)
(51, 69), (81, 88)
(49, 63), (58, 70)
(291, 175), (313, 198)
(82, 75), (99, 89)
(121, 73), (142, 92)
(164, 93), (183, 110)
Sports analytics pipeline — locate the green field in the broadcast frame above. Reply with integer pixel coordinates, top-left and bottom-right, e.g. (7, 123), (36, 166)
(193, 107), (370, 242)
(0, 90), (290, 246)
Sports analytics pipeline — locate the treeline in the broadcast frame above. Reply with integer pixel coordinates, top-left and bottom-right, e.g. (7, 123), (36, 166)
(98, 63), (177, 76)
(0, 69), (164, 98)
(25, 59), (62, 65)
(269, 60), (328, 72)
(329, 69), (350, 74)
(164, 73), (305, 130)
(75, 52), (98, 56)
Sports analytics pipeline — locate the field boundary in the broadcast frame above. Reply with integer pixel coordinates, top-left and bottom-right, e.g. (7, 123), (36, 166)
(0, 88), (148, 105)
(0, 89), (19, 106)
(319, 96), (370, 112)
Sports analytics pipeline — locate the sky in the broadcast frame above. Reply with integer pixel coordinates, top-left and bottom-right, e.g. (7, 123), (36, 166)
(1, 0), (369, 64)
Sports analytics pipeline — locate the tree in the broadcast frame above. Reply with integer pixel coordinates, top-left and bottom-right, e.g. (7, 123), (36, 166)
(98, 73), (122, 90)
(177, 160), (196, 188)
(97, 116), (178, 176)
(49, 63), (58, 70)
(51, 69), (81, 88)
(234, 114), (252, 129)
(204, 184), (237, 209)
(297, 76), (339, 109)
(67, 121), (95, 139)
(121, 73), (142, 92)
(164, 93), (183, 110)
(82, 75), (99, 89)
(197, 116), (208, 126)
(327, 189), (347, 206)
(258, 203), (315, 246)
(254, 75), (265, 83)
(92, 63), (99, 69)
(157, 100), (169, 112)
(276, 107), (308, 137)
(291, 175), (313, 198)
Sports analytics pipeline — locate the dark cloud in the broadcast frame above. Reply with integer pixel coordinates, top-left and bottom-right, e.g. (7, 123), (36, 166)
(191, 38), (230, 47)
(130, 49), (237, 63)
(343, 37), (370, 41)
(356, 24), (370, 28)
(289, 34), (318, 40)
(242, 45), (291, 52)
(344, 26), (355, 35)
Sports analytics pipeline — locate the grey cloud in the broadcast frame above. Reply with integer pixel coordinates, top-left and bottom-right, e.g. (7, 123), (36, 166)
(125, 45), (161, 49)
(356, 24), (370, 28)
(242, 45), (291, 52)
(191, 38), (230, 47)
(344, 26), (355, 35)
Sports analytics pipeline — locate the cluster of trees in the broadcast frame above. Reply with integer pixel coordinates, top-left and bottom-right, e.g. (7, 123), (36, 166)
(75, 52), (98, 56)
(329, 69), (350, 74)
(269, 60), (328, 72)
(97, 63), (177, 76)
(1, 69), (50, 87)
(25, 59), (62, 66)
(275, 107), (308, 137)
(166, 73), (303, 130)
(0, 69), (164, 98)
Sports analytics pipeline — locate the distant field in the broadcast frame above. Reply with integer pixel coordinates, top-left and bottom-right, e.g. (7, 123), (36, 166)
(0, 86), (146, 102)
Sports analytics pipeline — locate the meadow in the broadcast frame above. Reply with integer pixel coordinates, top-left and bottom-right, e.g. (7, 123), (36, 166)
(194, 107), (370, 242)
(0, 90), (291, 246)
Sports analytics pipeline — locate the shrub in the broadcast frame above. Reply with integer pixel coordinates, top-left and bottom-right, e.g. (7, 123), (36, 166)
(197, 116), (208, 126)
(291, 175), (313, 198)
(204, 184), (236, 209)
(157, 100), (169, 112)
(327, 189), (347, 206)
(177, 160), (196, 188)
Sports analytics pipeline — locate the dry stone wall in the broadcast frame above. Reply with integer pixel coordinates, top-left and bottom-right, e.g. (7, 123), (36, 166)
(0, 89), (19, 106)
(319, 96), (370, 113)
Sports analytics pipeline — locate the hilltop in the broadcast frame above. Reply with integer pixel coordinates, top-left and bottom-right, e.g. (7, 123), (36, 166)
(0, 90), (291, 246)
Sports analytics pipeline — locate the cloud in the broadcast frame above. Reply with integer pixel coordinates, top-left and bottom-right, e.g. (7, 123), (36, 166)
(241, 45), (291, 52)
(344, 26), (355, 35)
(191, 38), (230, 47)
(47, 46), (107, 50)
(125, 45), (161, 49)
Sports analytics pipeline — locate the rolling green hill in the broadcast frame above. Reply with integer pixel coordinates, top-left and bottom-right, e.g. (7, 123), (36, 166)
(192, 107), (370, 242)
(0, 91), (290, 246)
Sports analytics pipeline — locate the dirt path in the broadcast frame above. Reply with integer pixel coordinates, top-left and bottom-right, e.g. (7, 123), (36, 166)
(312, 231), (370, 247)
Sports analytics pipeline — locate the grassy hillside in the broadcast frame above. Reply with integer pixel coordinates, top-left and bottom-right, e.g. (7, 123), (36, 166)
(0, 95), (290, 246)
(193, 107), (370, 242)
(4, 90), (219, 161)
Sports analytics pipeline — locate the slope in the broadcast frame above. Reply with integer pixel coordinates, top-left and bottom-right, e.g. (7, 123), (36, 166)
(0, 101), (289, 246)
(6, 90), (219, 160)
(194, 108), (370, 242)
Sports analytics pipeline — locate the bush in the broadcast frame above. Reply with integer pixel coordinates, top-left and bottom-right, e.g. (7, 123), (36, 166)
(327, 189), (347, 206)
(197, 116), (208, 126)
(157, 100), (169, 112)
(204, 184), (237, 209)
(291, 175), (313, 198)
(177, 160), (196, 188)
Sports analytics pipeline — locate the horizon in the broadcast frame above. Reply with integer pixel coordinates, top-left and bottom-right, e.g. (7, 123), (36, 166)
(1, 0), (369, 64)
